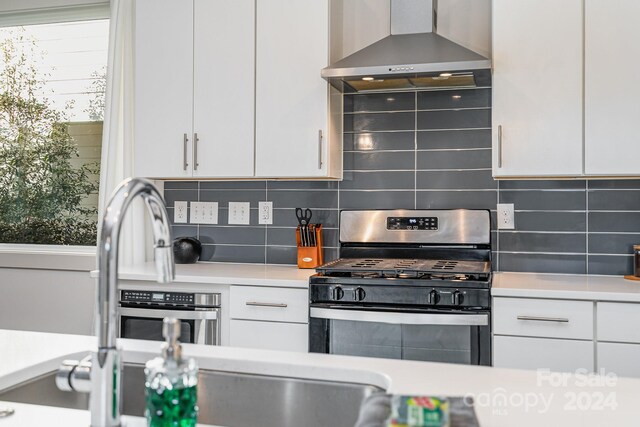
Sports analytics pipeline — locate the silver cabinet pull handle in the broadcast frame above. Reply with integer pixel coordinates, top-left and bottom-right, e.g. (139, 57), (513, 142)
(193, 132), (199, 171)
(183, 133), (189, 170)
(246, 301), (288, 308)
(497, 125), (503, 168)
(318, 129), (323, 169)
(517, 315), (569, 323)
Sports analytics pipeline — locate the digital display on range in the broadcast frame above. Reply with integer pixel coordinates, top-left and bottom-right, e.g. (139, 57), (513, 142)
(152, 293), (165, 301)
(387, 217), (438, 230)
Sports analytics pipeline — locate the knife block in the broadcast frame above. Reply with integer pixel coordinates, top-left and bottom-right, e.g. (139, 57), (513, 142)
(296, 224), (323, 269)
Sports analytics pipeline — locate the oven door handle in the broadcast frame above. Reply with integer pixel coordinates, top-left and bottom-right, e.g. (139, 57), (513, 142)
(119, 307), (219, 320)
(309, 308), (488, 326)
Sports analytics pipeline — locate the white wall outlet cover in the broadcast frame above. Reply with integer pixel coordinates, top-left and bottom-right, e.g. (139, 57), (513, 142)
(190, 201), (205, 224)
(228, 202), (251, 225)
(497, 203), (515, 230)
(258, 201), (273, 225)
(201, 202), (218, 225)
(174, 201), (188, 224)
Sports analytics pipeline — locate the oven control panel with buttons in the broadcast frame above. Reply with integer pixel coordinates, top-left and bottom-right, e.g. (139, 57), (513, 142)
(121, 290), (194, 305)
(387, 216), (438, 231)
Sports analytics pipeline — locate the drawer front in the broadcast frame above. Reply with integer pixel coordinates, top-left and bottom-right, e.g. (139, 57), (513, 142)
(230, 286), (308, 323)
(230, 319), (308, 352)
(597, 302), (640, 343)
(494, 336), (594, 372)
(493, 297), (593, 339)
(597, 342), (640, 378)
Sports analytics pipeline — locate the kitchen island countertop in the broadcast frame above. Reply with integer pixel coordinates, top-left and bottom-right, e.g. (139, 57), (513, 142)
(1, 329), (640, 426)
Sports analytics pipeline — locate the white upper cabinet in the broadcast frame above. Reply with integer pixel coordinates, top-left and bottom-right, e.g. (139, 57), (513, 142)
(134, 0), (193, 178)
(134, 0), (254, 179)
(492, 0), (583, 178)
(193, 0), (255, 178)
(255, 0), (341, 179)
(585, 0), (640, 176)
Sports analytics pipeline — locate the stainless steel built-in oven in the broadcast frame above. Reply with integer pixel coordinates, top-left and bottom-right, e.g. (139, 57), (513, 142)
(118, 290), (221, 345)
(309, 306), (491, 365)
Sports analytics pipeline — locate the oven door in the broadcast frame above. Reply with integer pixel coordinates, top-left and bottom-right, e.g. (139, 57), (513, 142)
(309, 307), (491, 365)
(119, 307), (220, 345)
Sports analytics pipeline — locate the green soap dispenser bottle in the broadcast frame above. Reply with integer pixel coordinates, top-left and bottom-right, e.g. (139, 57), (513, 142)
(145, 318), (199, 427)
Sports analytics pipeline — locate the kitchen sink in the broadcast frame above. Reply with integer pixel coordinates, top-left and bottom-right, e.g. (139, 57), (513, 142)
(0, 364), (381, 427)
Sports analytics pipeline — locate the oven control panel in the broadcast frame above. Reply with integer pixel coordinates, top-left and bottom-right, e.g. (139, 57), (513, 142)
(121, 290), (194, 305)
(387, 216), (438, 231)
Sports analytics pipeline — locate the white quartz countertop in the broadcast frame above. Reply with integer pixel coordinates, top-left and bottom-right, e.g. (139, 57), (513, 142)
(493, 272), (640, 302)
(2, 329), (640, 426)
(90, 262), (314, 288)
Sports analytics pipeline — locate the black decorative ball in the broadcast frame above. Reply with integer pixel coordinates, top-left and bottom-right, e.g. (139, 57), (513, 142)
(172, 237), (202, 264)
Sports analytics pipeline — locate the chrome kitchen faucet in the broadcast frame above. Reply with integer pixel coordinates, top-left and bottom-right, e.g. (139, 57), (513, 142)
(56, 177), (175, 427)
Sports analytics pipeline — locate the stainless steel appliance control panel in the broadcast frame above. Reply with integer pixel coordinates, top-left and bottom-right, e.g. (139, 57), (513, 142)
(387, 216), (438, 230)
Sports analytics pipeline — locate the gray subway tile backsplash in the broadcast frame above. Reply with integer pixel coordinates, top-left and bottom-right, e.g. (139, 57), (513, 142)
(416, 149), (491, 170)
(417, 129), (491, 150)
(417, 88), (491, 110)
(344, 111), (415, 132)
(164, 86), (640, 275)
(341, 171), (415, 190)
(344, 151), (415, 171)
(344, 132), (415, 151)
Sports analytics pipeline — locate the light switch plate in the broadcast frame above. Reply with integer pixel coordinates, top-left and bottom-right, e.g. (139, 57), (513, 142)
(497, 203), (515, 230)
(190, 202), (219, 224)
(174, 201), (188, 224)
(228, 202), (250, 225)
(259, 201), (273, 225)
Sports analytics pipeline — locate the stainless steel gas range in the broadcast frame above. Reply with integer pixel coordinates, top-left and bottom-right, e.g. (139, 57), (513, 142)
(309, 209), (492, 366)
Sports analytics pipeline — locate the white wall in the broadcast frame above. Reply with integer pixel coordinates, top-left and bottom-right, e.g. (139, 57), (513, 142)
(437, 0), (492, 58)
(0, 267), (96, 335)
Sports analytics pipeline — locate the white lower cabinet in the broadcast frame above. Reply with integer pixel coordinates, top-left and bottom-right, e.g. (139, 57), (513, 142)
(494, 336), (594, 372)
(494, 297), (640, 377)
(230, 319), (308, 353)
(229, 285), (309, 353)
(596, 302), (640, 378)
(493, 297), (595, 372)
(597, 342), (640, 378)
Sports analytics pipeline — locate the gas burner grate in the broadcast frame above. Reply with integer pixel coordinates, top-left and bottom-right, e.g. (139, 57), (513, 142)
(316, 257), (490, 279)
(432, 260), (459, 270)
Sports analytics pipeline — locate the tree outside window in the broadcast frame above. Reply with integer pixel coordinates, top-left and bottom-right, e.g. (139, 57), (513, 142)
(0, 19), (108, 246)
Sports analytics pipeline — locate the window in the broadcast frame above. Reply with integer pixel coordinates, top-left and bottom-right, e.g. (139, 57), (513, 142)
(0, 12), (108, 246)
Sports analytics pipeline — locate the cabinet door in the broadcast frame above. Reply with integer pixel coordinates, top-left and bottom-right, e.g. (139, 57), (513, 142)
(193, 0), (255, 178)
(598, 342), (640, 378)
(585, 0), (640, 176)
(492, 0), (583, 177)
(230, 319), (308, 352)
(255, 0), (329, 178)
(134, 0), (194, 178)
(493, 336), (594, 372)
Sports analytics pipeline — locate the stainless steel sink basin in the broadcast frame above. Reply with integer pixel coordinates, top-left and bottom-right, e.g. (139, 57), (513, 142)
(0, 364), (381, 427)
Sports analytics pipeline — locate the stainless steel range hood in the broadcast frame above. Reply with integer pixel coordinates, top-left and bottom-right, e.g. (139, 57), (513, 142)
(322, 0), (492, 93)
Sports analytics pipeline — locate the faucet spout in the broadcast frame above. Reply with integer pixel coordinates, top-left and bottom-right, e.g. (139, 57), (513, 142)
(58, 177), (175, 427)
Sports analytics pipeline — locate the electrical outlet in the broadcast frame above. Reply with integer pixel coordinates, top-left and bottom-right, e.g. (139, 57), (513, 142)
(201, 202), (218, 224)
(259, 201), (273, 225)
(497, 203), (515, 230)
(228, 202), (250, 225)
(174, 201), (188, 223)
(190, 202), (218, 224)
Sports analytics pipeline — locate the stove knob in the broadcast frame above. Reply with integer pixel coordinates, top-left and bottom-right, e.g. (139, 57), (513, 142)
(427, 290), (440, 305)
(354, 287), (366, 302)
(452, 291), (464, 306)
(332, 286), (344, 301)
